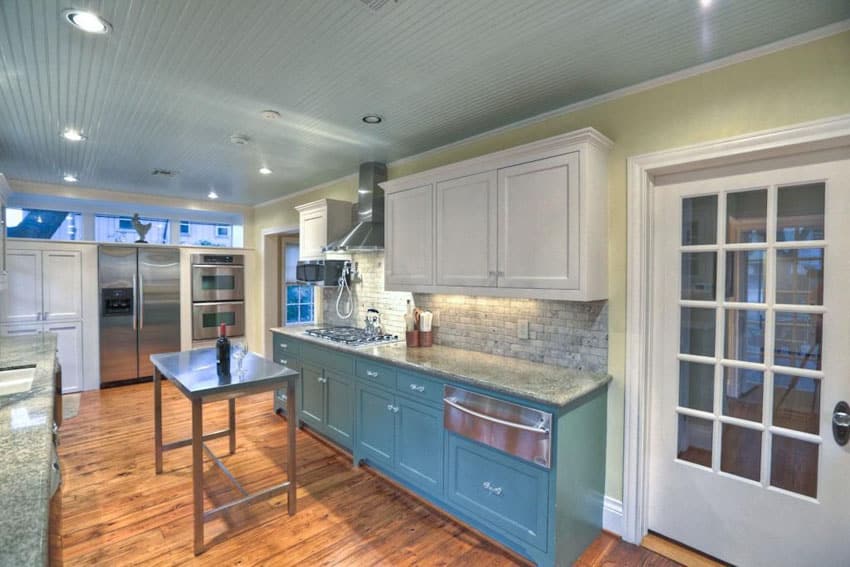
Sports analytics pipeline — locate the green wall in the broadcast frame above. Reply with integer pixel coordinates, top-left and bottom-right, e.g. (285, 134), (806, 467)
(251, 30), (850, 501)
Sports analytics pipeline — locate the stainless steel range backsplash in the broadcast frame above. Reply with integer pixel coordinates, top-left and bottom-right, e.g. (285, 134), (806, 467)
(323, 253), (608, 373)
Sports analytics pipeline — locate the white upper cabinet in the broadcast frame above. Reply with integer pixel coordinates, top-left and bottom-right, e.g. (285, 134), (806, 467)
(382, 128), (612, 301)
(385, 183), (434, 287)
(295, 199), (353, 261)
(1, 248), (82, 323)
(4, 249), (42, 322)
(498, 153), (579, 290)
(435, 171), (497, 287)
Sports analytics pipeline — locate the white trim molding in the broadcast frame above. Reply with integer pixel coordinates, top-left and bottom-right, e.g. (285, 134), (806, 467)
(623, 113), (850, 544)
(603, 496), (624, 536)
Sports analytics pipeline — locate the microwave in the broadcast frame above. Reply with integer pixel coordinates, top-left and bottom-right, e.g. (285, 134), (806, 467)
(296, 259), (348, 286)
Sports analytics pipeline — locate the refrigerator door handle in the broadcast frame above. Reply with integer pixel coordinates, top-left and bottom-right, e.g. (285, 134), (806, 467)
(138, 271), (144, 330)
(132, 272), (138, 331)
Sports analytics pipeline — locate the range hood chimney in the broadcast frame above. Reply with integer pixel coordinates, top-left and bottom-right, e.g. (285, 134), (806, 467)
(323, 162), (387, 252)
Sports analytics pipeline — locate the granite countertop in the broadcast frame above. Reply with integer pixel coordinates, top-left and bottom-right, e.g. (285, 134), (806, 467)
(271, 326), (610, 408)
(0, 333), (58, 567)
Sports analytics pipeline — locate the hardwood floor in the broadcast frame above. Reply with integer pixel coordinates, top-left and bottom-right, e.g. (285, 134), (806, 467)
(58, 381), (682, 566)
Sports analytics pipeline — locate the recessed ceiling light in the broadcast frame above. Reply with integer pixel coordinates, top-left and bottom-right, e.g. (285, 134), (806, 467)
(63, 9), (112, 34)
(700, 0), (712, 8)
(259, 167), (272, 175)
(229, 134), (250, 146)
(261, 110), (281, 120)
(63, 174), (78, 183)
(207, 190), (219, 200)
(362, 114), (383, 124)
(62, 128), (86, 142)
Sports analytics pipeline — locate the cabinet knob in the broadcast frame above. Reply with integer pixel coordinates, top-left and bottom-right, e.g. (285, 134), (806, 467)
(409, 384), (425, 393)
(317, 376), (327, 383)
(482, 481), (503, 496)
(386, 404), (399, 413)
(367, 370), (379, 378)
(280, 359), (288, 365)
(280, 343), (288, 349)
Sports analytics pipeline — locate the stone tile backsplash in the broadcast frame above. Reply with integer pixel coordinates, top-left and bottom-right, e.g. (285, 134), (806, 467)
(323, 253), (608, 373)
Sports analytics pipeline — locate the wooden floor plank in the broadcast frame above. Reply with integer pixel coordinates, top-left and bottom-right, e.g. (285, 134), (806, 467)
(57, 381), (696, 566)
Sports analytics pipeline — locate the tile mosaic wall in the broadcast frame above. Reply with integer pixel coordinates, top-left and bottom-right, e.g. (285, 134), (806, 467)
(323, 253), (608, 372)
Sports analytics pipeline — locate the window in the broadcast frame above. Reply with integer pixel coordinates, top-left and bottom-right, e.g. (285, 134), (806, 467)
(283, 242), (315, 324)
(178, 220), (233, 247)
(6, 208), (82, 241)
(95, 214), (170, 244)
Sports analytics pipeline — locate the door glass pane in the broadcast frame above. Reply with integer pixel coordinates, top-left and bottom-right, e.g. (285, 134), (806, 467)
(682, 195), (717, 245)
(677, 414), (713, 467)
(680, 308), (716, 357)
(774, 312), (822, 370)
(725, 250), (765, 303)
(723, 367), (763, 422)
(681, 252), (716, 300)
(679, 361), (714, 412)
(727, 189), (767, 243)
(777, 183), (825, 242)
(773, 374), (820, 434)
(776, 248), (824, 305)
(721, 424), (761, 481)
(771, 435), (818, 498)
(725, 310), (765, 363)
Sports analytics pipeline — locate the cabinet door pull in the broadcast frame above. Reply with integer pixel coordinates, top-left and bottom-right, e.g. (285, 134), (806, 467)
(482, 481), (503, 496)
(280, 343), (288, 349)
(409, 384), (425, 393)
(386, 404), (399, 413)
(366, 370), (379, 377)
(280, 359), (288, 365)
(317, 376), (327, 383)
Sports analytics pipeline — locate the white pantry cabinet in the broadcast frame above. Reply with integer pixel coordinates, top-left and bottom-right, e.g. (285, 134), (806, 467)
(382, 128), (612, 301)
(1, 249), (82, 323)
(0, 321), (83, 393)
(295, 199), (353, 261)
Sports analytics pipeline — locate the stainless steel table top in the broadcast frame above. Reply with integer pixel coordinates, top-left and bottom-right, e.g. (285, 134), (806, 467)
(150, 348), (298, 400)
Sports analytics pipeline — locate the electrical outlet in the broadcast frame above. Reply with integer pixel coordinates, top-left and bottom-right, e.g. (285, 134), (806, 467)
(433, 310), (441, 327)
(517, 319), (529, 340)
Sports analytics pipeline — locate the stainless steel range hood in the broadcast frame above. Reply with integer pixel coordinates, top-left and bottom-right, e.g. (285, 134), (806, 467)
(323, 162), (387, 252)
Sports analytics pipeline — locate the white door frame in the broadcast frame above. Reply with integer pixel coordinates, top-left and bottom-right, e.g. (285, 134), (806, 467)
(261, 225), (298, 357)
(622, 113), (850, 544)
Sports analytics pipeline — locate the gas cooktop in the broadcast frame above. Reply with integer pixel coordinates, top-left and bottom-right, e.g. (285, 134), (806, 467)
(304, 326), (400, 347)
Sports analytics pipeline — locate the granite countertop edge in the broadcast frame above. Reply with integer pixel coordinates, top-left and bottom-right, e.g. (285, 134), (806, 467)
(270, 326), (611, 408)
(0, 334), (58, 567)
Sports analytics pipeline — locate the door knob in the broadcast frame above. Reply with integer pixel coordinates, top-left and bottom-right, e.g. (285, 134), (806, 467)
(833, 401), (850, 446)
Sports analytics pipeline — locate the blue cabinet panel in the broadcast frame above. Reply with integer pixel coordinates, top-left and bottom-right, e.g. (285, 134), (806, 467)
(397, 370), (444, 406)
(447, 433), (549, 552)
(395, 396), (444, 496)
(356, 382), (395, 467)
(302, 343), (353, 374)
(273, 334), (301, 360)
(325, 369), (353, 449)
(300, 362), (325, 427)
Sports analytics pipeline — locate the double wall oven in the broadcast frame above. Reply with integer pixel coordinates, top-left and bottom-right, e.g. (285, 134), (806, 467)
(191, 253), (245, 340)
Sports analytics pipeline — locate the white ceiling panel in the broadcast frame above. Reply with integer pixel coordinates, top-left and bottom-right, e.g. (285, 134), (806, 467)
(1, 0), (848, 204)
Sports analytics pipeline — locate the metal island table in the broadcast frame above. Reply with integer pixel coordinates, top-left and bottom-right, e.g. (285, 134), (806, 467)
(151, 348), (299, 555)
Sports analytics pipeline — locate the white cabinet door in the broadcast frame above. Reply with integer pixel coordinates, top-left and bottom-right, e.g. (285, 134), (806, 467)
(0, 322), (42, 337)
(45, 322), (82, 393)
(42, 250), (82, 321)
(436, 172), (498, 287)
(497, 153), (580, 290)
(2, 249), (42, 322)
(299, 210), (327, 260)
(385, 183), (434, 287)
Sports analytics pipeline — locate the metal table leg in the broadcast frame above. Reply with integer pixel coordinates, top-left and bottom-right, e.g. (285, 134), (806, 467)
(192, 399), (204, 555)
(287, 376), (297, 515)
(154, 368), (163, 474)
(228, 398), (236, 455)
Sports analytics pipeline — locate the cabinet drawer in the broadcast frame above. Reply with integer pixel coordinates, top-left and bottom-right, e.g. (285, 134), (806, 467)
(276, 355), (301, 372)
(396, 370), (443, 406)
(447, 434), (549, 551)
(355, 359), (396, 390)
(302, 343), (353, 374)
(273, 334), (301, 359)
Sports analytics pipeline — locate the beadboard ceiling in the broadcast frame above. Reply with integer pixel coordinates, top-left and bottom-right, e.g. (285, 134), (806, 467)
(1, 1), (848, 205)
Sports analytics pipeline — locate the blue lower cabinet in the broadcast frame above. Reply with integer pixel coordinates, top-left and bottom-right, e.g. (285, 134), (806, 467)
(447, 433), (549, 553)
(300, 362), (325, 428)
(394, 396), (443, 496)
(355, 382), (395, 467)
(325, 370), (353, 448)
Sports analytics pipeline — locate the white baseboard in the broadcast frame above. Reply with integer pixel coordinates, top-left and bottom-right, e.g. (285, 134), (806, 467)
(603, 496), (624, 536)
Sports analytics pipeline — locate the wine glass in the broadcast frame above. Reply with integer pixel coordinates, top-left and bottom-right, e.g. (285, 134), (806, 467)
(233, 342), (249, 375)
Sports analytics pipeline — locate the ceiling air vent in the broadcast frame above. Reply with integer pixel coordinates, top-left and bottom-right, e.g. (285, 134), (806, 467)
(151, 169), (177, 177)
(358, 0), (400, 14)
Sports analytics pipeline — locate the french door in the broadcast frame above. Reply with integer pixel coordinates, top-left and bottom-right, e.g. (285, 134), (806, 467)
(648, 159), (850, 566)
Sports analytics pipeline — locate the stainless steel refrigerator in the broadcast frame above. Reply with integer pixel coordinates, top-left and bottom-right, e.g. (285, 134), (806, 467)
(99, 246), (180, 385)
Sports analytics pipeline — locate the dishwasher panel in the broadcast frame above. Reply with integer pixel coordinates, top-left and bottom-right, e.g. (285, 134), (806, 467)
(443, 385), (552, 468)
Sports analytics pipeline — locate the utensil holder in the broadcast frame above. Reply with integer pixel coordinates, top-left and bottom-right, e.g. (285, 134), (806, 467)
(406, 331), (419, 347)
(419, 331), (433, 347)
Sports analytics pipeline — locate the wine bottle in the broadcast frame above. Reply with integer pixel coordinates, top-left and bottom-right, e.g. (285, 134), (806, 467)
(216, 322), (231, 377)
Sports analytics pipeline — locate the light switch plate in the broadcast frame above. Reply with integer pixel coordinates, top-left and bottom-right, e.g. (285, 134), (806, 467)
(517, 319), (529, 340)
